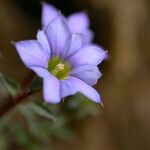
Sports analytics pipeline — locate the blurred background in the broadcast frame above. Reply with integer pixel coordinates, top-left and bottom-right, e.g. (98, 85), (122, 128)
(0, 0), (150, 149)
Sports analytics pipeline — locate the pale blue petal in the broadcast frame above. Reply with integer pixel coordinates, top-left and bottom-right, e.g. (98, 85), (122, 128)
(70, 65), (102, 86)
(42, 2), (58, 29)
(60, 78), (77, 98)
(68, 12), (89, 33)
(15, 40), (48, 68)
(43, 75), (60, 103)
(37, 30), (51, 59)
(82, 29), (94, 45)
(30, 66), (61, 103)
(45, 14), (71, 57)
(68, 45), (106, 67)
(31, 67), (50, 78)
(65, 33), (82, 57)
(60, 76), (101, 103)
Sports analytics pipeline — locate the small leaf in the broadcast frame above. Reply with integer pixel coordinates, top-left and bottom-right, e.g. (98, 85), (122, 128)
(29, 103), (57, 121)
(0, 73), (20, 97)
(29, 77), (42, 92)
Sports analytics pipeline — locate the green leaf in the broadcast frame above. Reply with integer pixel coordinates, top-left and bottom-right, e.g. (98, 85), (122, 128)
(29, 103), (57, 121)
(0, 73), (20, 97)
(29, 77), (42, 92)
(0, 133), (7, 150)
(67, 93), (100, 118)
(10, 123), (30, 146)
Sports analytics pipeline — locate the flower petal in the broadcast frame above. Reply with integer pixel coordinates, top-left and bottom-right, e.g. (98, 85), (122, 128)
(60, 78), (77, 98)
(68, 45), (106, 67)
(82, 29), (94, 45)
(42, 2), (58, 29)
(68, 12), (89, 33)
(66, 33), (82, 57)
(70, 65), (102, 86)
(45, 14), (71, 57)
(31, 67), (50, 78)
(37, 30), (51, 59)
(43, 75), (60, 103)
(14, 40), (48, 68)
(60, 76), (101, 103)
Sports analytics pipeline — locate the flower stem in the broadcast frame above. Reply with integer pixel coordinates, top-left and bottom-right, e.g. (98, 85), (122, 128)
(0, 89), (34, 118)
(0, 72), (36, 118)
(21, 71), (35, 89)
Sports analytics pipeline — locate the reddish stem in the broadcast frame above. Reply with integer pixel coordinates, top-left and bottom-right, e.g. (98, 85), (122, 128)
(21, 71), (35, 89)
(0, 89), (34, 118)
(0, 71), (36, 118)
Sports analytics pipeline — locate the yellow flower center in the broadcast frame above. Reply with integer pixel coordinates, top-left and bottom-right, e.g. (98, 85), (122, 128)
(47, 57), (70, 80)
(55, 63), (65, 71)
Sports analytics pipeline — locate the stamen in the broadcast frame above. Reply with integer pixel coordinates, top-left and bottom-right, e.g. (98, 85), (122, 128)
(55, 63), (65, 71)
(47, 57), (70, 80)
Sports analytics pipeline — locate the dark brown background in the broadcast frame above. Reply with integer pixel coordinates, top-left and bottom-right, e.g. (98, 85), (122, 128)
(0, 0), (150, 149)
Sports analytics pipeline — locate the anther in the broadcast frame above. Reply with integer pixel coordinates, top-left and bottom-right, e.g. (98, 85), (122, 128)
(55, 63), (65, 71)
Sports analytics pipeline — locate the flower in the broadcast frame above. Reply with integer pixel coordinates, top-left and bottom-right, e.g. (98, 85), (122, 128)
(14, 14), (106, 104)
(42, 2), (93, 45)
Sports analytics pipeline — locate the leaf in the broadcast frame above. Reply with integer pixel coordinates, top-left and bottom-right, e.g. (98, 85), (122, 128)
(67, 93), (100, 118)
(0, 133), (7, 150)
(0, 73), (20, 97)
(29, 103), (57, 121)
(29, 77), (42, 92)
(10, 123), (30, 146)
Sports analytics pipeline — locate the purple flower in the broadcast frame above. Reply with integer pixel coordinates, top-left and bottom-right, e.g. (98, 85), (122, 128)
(14, 14), (106, 104)
(42, 2), (93, 45)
